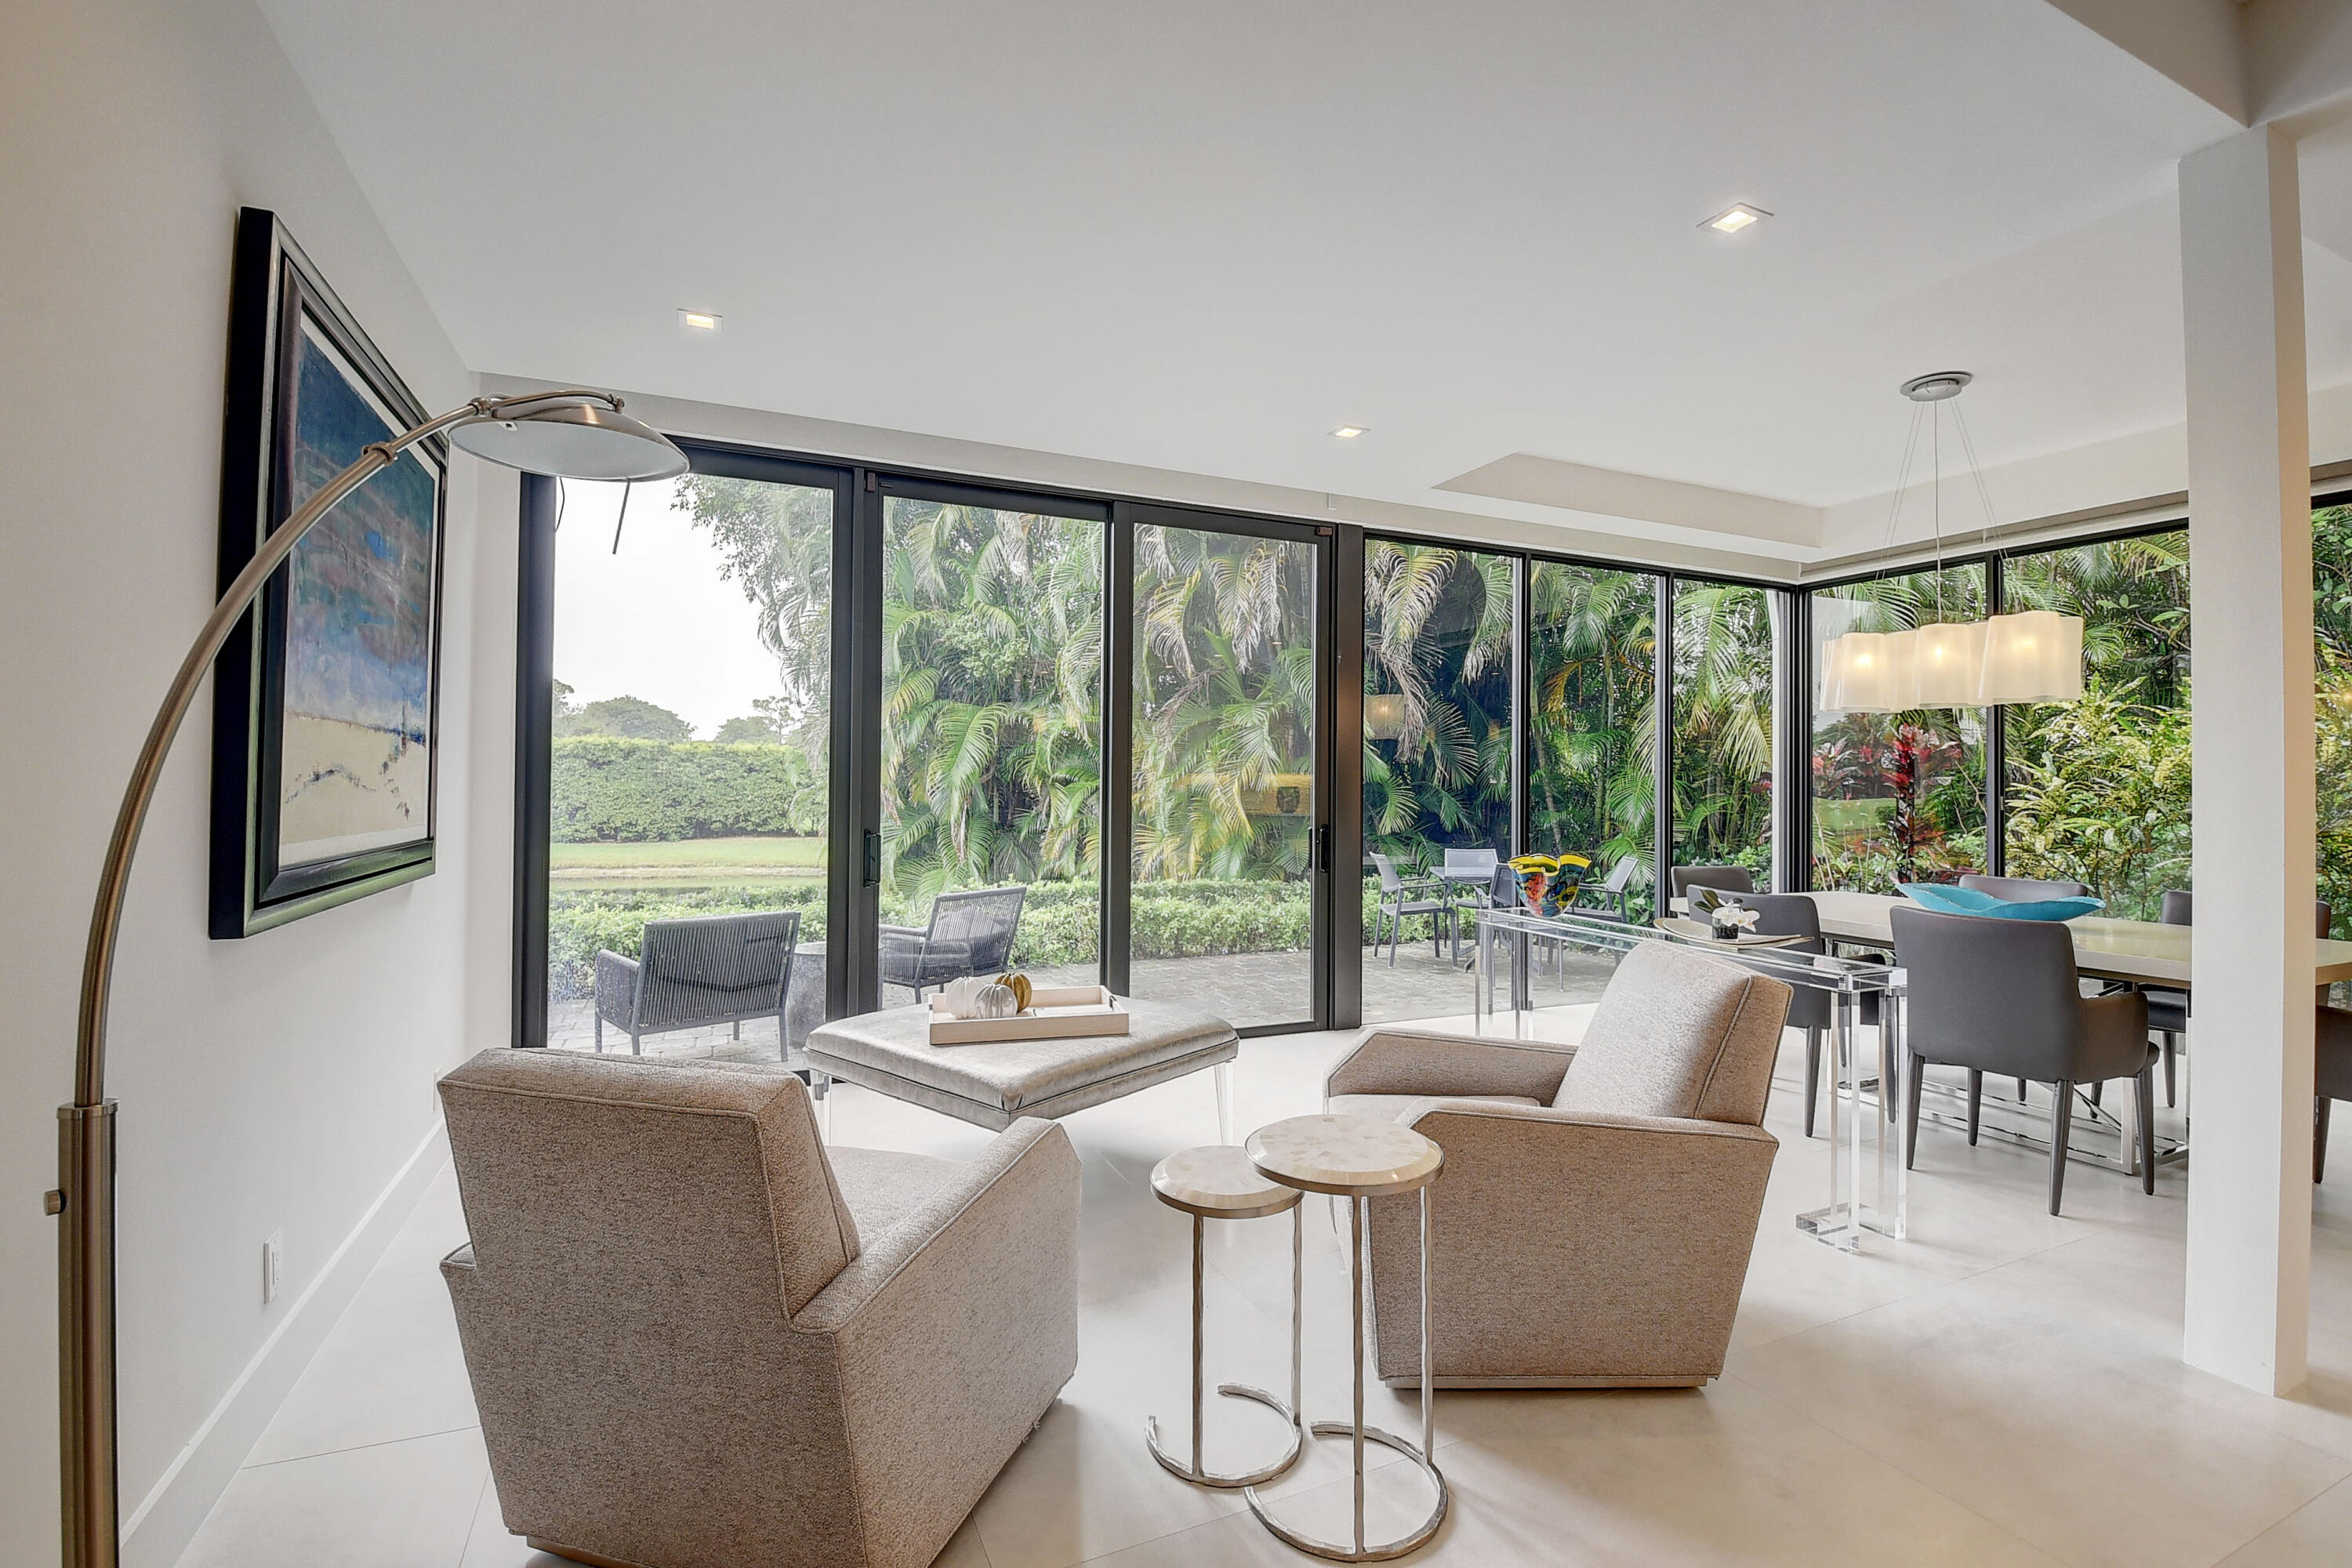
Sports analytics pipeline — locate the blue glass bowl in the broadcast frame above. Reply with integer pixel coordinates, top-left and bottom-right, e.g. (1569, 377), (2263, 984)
(1896, 883), (2104, 922)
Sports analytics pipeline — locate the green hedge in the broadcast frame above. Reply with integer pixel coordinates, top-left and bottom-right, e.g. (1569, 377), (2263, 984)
(546, 877), (1359, 1000)
(551, 736), (820, 842)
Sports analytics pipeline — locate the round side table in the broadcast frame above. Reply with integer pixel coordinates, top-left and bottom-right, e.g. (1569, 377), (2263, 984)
(1145, 1145), (1305, 1489)
(1243, 1113), (1447, 1563)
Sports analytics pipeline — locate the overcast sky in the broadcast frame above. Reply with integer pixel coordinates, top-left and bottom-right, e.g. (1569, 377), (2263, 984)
(552, 478), (783, 737)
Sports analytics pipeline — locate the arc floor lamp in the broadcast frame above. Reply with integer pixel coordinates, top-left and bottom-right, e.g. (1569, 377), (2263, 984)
(49, 388), (688, 1568)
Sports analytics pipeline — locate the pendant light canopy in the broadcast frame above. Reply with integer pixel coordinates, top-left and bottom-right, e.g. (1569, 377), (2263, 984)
(1816, 372), (2084, 711)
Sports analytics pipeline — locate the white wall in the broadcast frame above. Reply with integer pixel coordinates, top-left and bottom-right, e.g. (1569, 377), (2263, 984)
(0, 2), (494, 1563)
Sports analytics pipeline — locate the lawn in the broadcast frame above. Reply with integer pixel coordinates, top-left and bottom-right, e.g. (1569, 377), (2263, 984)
(550, 836), (825, 887)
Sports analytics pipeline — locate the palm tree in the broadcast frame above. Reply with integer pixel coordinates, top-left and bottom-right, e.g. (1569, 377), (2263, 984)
(1526, 562), (1656, 885)
(1363, 540), (1514, 859)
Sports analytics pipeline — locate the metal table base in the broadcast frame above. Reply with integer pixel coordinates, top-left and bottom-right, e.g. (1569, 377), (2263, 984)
(1145, 1207), (1305, 1489)
(1246, 1190), (1448, 1563)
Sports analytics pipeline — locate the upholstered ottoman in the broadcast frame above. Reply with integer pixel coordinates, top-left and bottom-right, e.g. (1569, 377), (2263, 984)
(805, 997), (1241, 1134)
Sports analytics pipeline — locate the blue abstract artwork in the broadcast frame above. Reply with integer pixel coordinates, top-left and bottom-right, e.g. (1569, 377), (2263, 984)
(274, 316), (439, 865)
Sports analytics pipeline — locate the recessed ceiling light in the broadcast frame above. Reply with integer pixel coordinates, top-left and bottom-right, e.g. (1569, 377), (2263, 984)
(678, 309), (721, 332)
(1331, 425), (1367, 439)
(1702, 204), (1770, 234)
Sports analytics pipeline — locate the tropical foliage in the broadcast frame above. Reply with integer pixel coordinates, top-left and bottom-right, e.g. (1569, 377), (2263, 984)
(1363, 541), (1514, 858)
(1669, 581), (1775, 875)
(1810, 566), (1988, 892)
(1132, 525), (1317, 884)
(1526, 563), (1657, 906)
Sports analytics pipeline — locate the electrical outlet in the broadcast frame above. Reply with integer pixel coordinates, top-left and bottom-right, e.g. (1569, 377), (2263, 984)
(263, 1231), (283, 1306)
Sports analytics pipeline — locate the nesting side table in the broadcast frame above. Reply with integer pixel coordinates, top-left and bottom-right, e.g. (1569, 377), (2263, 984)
(1243, 1113), (1448, 1563)
(1145, 1145), (1305, 1488)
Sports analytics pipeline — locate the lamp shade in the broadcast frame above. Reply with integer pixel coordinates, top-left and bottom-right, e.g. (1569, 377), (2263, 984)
(1820, 630), (1905, 713)
(1977, 610), (2084, 704)
(448, 397), (688, 481)
(1364, 692), (1408, 739)
(1908, 619), (1987, 707)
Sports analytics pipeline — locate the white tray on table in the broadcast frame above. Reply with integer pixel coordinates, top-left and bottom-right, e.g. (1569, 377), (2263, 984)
(927, 985), (1131, 1045)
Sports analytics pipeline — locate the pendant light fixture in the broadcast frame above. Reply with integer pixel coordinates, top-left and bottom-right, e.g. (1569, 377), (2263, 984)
(1817, 371), (2085, 712)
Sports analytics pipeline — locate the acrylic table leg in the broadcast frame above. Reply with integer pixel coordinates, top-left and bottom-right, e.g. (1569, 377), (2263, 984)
(811, 1073), (831, 1143)
(1474, 918), (1490, 1035)
(1213, 1060), (1236, 1146)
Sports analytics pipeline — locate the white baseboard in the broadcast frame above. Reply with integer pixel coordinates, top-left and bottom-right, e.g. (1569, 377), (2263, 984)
(119, 1120), (449, 1568)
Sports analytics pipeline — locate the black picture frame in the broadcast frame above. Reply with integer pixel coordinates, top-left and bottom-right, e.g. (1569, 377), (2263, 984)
(211, 207), (447, 938)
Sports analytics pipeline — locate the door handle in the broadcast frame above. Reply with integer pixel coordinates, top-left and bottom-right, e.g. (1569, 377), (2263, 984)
(1316, 824), (1331, 873)
(862, 829), (880, 887)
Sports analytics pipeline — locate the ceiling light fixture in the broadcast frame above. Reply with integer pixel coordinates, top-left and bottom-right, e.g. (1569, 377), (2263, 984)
(1331, 425), (1367, 439)
(678, 309), (721, 332)
(1702, 203), (1770, 234)
(1817, 372), (2085, 713)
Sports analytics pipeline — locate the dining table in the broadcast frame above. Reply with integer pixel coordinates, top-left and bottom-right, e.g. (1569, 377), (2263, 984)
(1791, 889), (2352, 1173)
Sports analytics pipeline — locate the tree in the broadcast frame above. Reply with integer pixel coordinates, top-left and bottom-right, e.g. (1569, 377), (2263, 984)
(568, 695), (693, 742)
(713, 698), (794, 745)
(713, 715), (779, 745)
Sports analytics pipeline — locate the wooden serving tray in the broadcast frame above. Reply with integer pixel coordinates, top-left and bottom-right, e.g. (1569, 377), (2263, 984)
(927, 985), (1131, 1045)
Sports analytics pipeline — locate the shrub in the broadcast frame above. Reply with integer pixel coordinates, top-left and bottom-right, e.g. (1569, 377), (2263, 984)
(546, 877), (1333, 1000)
(550, 735), (821, 841)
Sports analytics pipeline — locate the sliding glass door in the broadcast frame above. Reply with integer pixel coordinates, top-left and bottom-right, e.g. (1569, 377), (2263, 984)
(873, 485), (1107, 1002)
(1127, 517), (1324, 1029)
(537, 455), (844, 1061)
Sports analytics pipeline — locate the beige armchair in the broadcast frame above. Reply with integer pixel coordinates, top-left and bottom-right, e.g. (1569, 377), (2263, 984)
(437, 1047), (1080, 1568)
(1325, 942), (1791, 1388)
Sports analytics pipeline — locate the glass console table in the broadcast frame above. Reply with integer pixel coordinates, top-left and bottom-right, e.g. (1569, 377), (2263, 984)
(1470, 906), (1909, 1251)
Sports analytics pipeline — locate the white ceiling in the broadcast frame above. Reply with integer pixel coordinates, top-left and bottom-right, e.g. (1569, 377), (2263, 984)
(257, 0), (2352, 561)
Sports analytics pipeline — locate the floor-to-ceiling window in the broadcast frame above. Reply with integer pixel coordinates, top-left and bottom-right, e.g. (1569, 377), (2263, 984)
(1669, 579), (1776, 884)
(543, 467), (837, 1057)
(877, 494), (1105, 992)
(1527, 561), (1658, 918)
(2001, 529), (2190, 920)
(1362, 540), (1517, 862)
(1809, 565), (1988, 893)
(1129, 521), (1320, 1027)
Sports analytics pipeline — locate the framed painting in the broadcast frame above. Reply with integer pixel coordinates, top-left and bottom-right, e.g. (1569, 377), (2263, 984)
(211, 208), (447, 937)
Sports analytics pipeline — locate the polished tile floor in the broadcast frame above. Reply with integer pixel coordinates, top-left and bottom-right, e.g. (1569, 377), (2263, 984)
(179, 1012), (2352, 1567)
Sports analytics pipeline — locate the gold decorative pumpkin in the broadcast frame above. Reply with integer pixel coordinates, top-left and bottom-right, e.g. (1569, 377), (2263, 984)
(996, 972), (1033, 1012)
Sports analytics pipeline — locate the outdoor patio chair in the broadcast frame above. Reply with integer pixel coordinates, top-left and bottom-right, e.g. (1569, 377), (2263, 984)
(880, 886), (1025, 1000)
(437, 1048), (1080, 1568)
(1570, 857), (1640, 922)
(593, 910), (799, 1056)
(1370, 852), (1451, 966)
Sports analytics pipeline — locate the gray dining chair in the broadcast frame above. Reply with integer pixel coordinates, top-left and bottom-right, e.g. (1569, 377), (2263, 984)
(1720, 893), (1835, 1138)
(1956, 873), (2092, 901)
(1890, 904), (2157, 1214)
(1670, 865), (1755, 907)
(2144, 892), (2332, 1107)
(2317, 1006), (2352, 1182)
(1370, 852), (1450, 964)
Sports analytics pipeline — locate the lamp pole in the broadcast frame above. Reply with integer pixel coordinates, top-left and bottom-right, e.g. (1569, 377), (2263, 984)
(49, 389), (677, 1568)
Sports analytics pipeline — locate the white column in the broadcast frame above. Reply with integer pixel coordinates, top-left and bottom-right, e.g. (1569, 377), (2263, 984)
(2179, 123), (2316, 1396)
